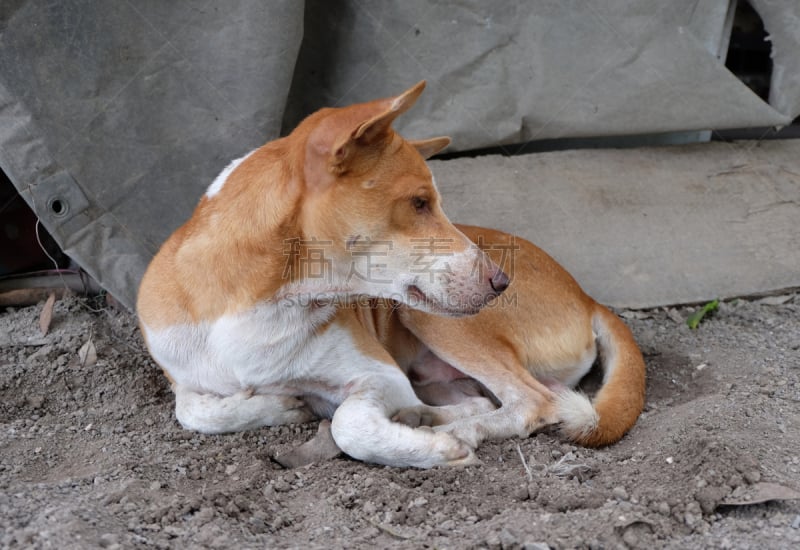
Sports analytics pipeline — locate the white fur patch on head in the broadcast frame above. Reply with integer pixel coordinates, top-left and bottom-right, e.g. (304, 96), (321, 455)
(205, 149), (257, 198)
(555, 390), (599, 441)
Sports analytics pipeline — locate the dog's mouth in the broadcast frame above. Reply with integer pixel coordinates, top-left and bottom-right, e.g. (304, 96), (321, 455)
(406, 284), (432, 306)
(405, 284), (482, 317)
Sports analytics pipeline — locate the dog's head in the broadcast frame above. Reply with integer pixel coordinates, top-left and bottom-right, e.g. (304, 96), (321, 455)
(289, 81), (508, 316)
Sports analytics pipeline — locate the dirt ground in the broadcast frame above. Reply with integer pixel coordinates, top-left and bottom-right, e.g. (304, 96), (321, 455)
(1, 291), (798, 549)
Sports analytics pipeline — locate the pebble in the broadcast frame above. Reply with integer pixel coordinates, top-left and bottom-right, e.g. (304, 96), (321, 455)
(273, 480), (292, 492)
(438, 519), (456, 531)
(498, 528), (519, 548)
(684, 511), (699, 527)
(26, 395), (45, 409)
(622, 527), (641, 548)
(612, 486), (629, 501)
(409, 497), (428, 508)
(743, 470), (761, 484)
(485, 529), (519, 550)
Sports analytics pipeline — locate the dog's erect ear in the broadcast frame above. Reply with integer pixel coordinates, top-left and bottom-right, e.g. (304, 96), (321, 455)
(409, 136), (451, 159)
(330, 81), (427, 171)
(351, 81), (426, 144)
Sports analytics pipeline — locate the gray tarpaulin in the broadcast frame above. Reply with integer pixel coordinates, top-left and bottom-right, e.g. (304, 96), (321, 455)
(1, 1), (799, 309)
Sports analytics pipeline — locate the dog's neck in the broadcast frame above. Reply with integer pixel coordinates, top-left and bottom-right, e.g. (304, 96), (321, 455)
(173, 140), (308, 317)
(177, 135), (367, 321)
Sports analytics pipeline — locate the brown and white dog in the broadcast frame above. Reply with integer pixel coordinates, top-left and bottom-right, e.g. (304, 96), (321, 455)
(137, 82), (645, 467)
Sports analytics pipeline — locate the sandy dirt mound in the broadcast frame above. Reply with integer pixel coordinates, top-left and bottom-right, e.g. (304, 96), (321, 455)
(1, 293), (798, 549)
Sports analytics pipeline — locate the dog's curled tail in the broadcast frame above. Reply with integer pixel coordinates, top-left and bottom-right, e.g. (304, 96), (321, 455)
(556, 305), (646, 447)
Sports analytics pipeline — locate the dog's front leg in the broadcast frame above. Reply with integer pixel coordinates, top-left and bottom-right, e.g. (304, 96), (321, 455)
(431, 364), (561, 449)
(329, 367), (479, 468)
(396, 359), (559, 449)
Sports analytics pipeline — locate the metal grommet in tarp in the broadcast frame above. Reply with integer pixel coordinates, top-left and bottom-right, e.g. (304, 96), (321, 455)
(25, 171), (90, 233)
(47, 197), (69, 218)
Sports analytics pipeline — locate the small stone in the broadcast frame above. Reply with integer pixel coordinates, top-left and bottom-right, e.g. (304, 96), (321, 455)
(149, 481), (162, 491)
(248, 516), (268, 534)
(409, 497), (428, 508)
(727, 474), (744, 488)
(485, 532), (501, 549)
(695, 486), (727, 514)
(498, 528), (519, 548)
(99, 533), (119, 548)
(622, 528), (640, 548)
(26, 396), (45, 409)
(163, 525), (185, 537)
(194, 507), (215, 524)
(612, 486), (629, 501)
(513, 485), (530, 501)
(684, 512), (698, 527)
(273, 480), (292, 492)
(438, 519), (456, 531)
(743, 470), (761, 484)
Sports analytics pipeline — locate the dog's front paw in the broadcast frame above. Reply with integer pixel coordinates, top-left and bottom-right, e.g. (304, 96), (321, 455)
(434, 421), (483, 449)
(232, 392), (315, 425)
(431, 431), (481, 466)
(276, 396), (316, 424)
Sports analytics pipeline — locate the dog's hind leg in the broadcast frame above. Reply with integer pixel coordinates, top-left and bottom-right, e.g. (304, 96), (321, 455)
(173, 386), (314, 434)
(329, 368), (479, 468)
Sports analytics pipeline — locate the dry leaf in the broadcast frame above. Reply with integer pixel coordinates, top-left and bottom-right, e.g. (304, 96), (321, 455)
(721, 482), (800, 507)
(274, 420), (341, 468)
(756, 295), (793, 306)
(665, 308), (684, 324)
(78, 339), (97, 366)
(39, 292), (56, 335)
(619, 310), (653, 320)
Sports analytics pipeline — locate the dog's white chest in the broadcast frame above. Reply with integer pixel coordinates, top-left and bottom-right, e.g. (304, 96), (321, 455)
(143, 300), (345, 395)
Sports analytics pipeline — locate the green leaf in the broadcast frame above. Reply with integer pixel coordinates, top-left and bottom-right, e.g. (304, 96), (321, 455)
(686, 299), (719, 329)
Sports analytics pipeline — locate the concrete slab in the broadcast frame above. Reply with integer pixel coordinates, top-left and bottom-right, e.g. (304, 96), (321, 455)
(430, 139), (800, 308)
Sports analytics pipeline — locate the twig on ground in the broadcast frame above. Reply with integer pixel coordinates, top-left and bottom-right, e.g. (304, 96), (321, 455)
(516, 443), (533, 481)
(367, 519), (414, 540)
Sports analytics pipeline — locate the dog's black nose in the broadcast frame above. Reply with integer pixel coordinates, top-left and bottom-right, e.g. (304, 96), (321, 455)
(490, 269), (510, 293)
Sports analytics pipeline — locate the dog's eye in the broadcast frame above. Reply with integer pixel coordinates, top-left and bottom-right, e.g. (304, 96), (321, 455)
(411, 197), (429, 212)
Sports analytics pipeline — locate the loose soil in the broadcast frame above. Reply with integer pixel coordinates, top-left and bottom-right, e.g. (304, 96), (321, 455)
(1, 293), (798, 549)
